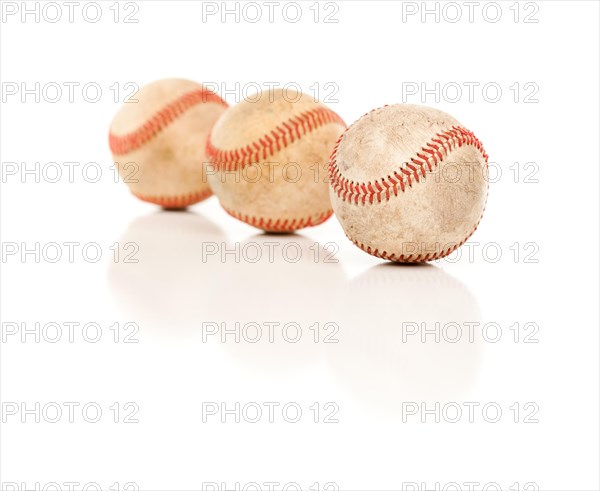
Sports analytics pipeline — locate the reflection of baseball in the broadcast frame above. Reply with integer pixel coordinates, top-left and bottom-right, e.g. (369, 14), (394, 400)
(107, 211), (226, 333)
(109, 79), (228, 209)
(329, 104), (489, 262)
(327, 263), (482, 409)
(206, 89), (346, 232)
(205, 235), (347, 371)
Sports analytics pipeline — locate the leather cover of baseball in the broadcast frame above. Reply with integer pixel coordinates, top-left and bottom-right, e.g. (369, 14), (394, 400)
(109, 78), (228, 209)
(206, 89), (346, 232)
(329, 104), (489, 262)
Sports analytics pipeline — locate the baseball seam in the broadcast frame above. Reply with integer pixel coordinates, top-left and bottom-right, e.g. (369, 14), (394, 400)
(223, 206), (333, 233)
(329, 124), (488, 205)
(207, 105), (344, 230)
(329, 108), (489, 262)
(348, 214), (484, 263)
(110, 87), (226, 207)
(206, 106), (346, 171)
(109, 88), (227, 156)
(132, 188), (213, 209)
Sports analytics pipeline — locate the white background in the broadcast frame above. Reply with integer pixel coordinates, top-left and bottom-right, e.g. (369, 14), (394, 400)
(1, 1), (599, 490)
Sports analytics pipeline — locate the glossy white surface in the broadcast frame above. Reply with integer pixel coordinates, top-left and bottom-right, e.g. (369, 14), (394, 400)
(1, 2), (598, 490)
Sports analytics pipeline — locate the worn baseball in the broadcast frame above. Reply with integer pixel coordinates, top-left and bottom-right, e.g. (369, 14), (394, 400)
(329, 104), (489, 262)
(109, 78), (228, 209)
(206, 89), (346, 232)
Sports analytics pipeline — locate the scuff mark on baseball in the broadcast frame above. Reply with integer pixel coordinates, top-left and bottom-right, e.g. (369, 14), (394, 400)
(109, 78), (228, 210)
(328, 104), (489, 262)
(206, 89), (346, 232)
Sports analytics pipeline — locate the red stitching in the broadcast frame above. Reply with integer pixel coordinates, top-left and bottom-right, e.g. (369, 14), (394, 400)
(329, 124), (488, 205)
(206, 107), (345, 171)
(223, 206), (333, 232)
(348, 214), (484, 263)
(132, 188), (212, 209)
(109, 89), (227, 156)
(328, 107), (489, 262)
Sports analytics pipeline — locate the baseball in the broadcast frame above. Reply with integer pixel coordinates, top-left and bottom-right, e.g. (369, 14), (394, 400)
(329, 104), (489, 262)
(206, 89), (346, 232)
(109, 78), (228, 209)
